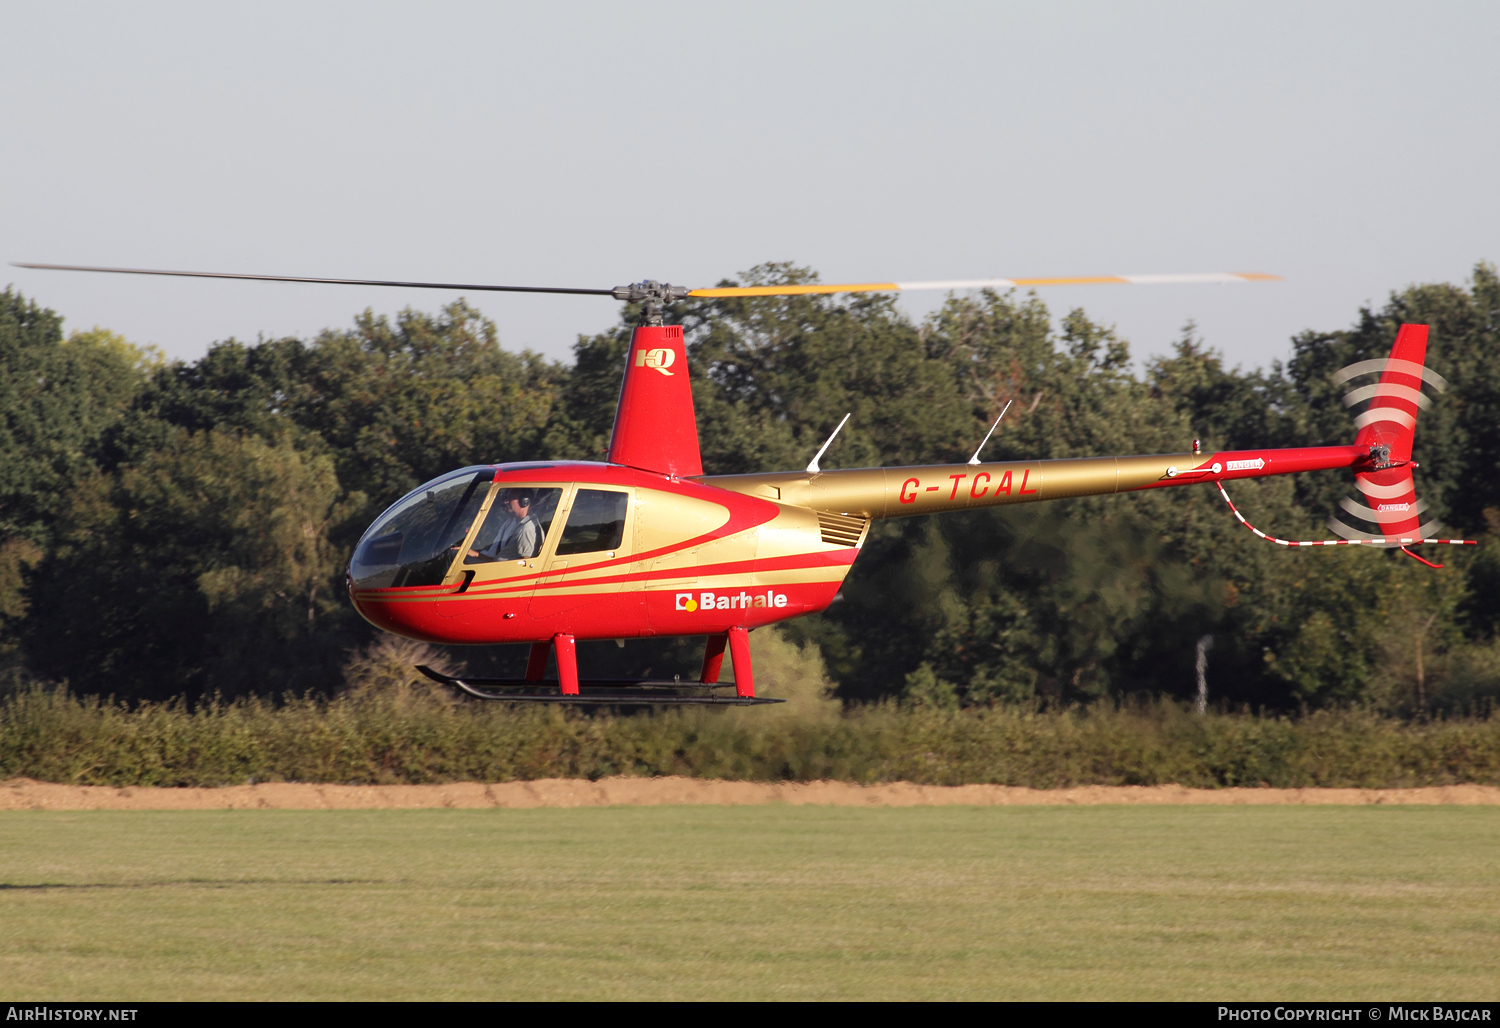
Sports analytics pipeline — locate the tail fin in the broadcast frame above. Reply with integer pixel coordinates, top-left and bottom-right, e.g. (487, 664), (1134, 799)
(606, 325), (703, 477)
(1351, 323), (1428, 463)
(1329, 324), (1445, 542)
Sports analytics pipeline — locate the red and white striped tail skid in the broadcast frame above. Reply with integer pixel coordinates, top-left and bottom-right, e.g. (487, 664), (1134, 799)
(1217, 483), (1473, 567)
(1217, 483), (1473, 548)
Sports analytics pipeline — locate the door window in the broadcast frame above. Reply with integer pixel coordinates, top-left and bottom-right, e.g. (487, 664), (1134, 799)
(555, 489), (629, 555)
(464, 488), (564, 564)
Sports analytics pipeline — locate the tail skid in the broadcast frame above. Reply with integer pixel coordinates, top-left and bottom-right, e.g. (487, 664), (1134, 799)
(1216, 482), (1473, 551)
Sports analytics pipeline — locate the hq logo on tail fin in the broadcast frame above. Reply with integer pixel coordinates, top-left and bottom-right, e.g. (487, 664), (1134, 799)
(635, 347), (676, 376)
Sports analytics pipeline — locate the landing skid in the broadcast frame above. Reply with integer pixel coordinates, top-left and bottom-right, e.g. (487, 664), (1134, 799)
(414, 665), (783, 705)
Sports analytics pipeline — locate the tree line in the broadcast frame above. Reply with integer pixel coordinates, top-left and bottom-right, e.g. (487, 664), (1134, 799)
(2, 262), (1498, 711)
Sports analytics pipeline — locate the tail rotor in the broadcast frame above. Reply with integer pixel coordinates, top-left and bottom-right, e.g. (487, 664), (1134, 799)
(1216, 323), (1474, 565)
(1326, 324), (1448, 548)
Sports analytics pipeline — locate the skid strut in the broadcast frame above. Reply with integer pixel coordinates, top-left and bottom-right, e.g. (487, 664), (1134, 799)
(554, 634), (579, 695)
(525, 641), (549, 682)
(727, 626), (754, 698)
(700, 633), (727, 683)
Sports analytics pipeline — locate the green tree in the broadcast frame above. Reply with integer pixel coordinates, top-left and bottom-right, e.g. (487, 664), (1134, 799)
(132, 300), (562, 515)
(24, 431), (360, 701)
(0, 294), (152, 545)
(0, 294), (158, 669)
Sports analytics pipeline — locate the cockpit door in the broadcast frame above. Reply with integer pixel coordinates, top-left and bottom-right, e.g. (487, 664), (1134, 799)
(445, 485), (567, 616)
(528, 487), (635, 620)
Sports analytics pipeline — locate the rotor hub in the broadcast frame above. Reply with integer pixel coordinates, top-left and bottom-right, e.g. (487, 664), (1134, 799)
(611, 280), (692, 326)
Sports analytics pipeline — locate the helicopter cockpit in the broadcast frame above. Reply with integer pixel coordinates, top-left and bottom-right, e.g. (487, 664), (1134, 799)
(348, 466), (496, 589)
(348, 466), (632, 592)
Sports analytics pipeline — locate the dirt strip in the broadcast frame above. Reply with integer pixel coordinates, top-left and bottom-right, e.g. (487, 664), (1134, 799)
(3, 777), (1499, 810)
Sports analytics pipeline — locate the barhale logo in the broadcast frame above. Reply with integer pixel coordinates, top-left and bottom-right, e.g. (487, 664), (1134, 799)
(676, 591), (788, 611)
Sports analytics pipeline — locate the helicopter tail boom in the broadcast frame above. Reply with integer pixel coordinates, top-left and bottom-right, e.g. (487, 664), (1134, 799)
(701, 444), (1371, 520)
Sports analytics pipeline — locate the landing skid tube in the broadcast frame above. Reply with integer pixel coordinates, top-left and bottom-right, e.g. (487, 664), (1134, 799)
(414, 665), (783, 705)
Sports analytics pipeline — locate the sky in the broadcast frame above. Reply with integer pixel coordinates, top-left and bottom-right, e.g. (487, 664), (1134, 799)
(3, 1), (1497, 371)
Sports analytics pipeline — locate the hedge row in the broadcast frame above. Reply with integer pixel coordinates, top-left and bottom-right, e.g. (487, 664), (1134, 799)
(3, 686), (1498, 788)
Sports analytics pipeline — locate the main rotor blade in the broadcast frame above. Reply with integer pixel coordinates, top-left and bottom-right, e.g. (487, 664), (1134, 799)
(14, 263), (1282, 301)
(10, 263), (616, 296)
(688, 272), (1281, 298)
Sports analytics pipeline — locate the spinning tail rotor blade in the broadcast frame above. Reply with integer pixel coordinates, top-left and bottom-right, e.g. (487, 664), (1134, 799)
(1331, 358), (1449, 392)
(1325, 328), (1442, 544)
(9, 263), (617, 296)
(688, 272), (1281, 298)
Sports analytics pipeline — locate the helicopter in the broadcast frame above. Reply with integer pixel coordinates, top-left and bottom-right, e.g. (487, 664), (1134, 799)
(14, 262), (1473, 704)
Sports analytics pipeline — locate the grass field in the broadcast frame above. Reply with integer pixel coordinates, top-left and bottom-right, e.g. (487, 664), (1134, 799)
(2, 806), (1498, 1001)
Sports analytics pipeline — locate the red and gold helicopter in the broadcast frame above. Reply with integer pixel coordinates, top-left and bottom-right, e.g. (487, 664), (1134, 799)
(16, 263), (1472, 704)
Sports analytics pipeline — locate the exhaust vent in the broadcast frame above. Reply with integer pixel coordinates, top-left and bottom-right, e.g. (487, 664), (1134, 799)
(817, 512), (868, 548)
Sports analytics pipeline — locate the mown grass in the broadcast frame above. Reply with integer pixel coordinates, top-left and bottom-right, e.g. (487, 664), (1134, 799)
(2, 683), (1499, 787)
(2, 806), (1498, 1000)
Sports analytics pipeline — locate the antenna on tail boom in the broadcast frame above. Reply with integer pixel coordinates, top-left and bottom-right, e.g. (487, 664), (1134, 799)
(968, 400), (1013, 465)
(806, 413), (851, 474)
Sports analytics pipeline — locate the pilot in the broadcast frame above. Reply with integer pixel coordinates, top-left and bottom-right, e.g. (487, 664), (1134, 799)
(485, 490), (543, 561)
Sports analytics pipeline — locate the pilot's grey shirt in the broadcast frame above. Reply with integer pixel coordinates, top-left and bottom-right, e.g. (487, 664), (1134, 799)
(489, 514), (541, 560)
